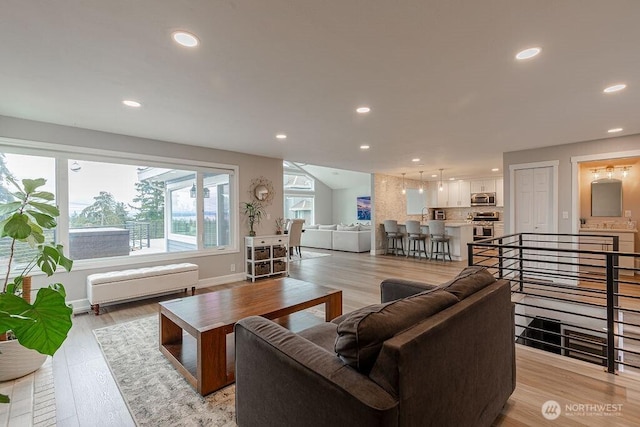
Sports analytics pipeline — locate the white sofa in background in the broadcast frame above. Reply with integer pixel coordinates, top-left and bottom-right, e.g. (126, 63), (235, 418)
(301, 224), (372, 253)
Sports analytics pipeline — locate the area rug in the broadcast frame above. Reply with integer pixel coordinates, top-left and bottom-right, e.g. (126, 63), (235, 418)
(289, 250), (331, 261)
(93, 317), (236, 426)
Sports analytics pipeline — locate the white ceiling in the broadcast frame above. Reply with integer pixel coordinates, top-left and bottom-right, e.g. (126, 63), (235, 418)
(2, 1), (639, 181)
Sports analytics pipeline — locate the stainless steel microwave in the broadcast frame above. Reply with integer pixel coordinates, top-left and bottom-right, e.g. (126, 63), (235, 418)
(471, 192), (496, 206)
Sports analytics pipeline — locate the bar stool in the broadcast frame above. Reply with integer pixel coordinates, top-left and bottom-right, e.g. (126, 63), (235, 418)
(405, 220), (428, 259)
(428, 220), (451, 262)
(383, 220), (405, 256)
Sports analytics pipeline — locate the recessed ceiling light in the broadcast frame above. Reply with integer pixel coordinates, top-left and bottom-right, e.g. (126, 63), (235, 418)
(360, 145), (370, 150)
(172, 31), (199, 47)
(608, 128), (623, 133)
(603, 84), (626, 93)
(276, 134), (287, 140)
(515, 47), (541, 60)
(491, 168), (500, 172)
(122, 100), (141, 108)
(412, 158), (420, 162)
(356, 106), (371, 114)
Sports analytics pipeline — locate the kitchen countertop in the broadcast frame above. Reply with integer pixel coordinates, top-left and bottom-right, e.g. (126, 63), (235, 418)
(579, 228), (637, 233)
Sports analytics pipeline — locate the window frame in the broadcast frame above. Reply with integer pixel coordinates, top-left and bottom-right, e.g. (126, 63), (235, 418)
(0, 137), (239, 272)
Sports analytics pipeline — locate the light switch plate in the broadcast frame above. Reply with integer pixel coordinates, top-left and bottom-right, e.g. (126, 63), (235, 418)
(625, 210), (632, 218)
(562, 211), (569, 219)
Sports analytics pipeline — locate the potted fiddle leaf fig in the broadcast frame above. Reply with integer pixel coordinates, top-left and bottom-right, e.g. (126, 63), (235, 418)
(241, 201), (264, 237)
(0, 177), (73, 402)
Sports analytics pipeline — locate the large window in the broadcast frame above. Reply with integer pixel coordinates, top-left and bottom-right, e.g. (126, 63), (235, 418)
(0, 147), (237, 267)
(283, 171), (315, 224)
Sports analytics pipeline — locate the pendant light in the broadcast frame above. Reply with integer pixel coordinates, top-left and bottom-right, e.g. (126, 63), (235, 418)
(438, 169), (444, 192)
(401, 173), (406, 195)
(419, 171), (424, 194)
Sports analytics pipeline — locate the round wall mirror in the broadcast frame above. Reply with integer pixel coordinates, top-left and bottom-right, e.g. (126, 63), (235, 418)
(255, 185), (269, 201)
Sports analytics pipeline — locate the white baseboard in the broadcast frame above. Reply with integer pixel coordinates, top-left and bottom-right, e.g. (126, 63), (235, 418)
(70, 273), (247, 315)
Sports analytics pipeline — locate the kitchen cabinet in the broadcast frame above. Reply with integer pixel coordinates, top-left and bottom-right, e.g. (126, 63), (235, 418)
(496, 178), (504, 207)
(470, 179), (496, 193)
(448, 180), (471, 207)
(578, 229), (636, 276)
(427, 181), (448, 208)
(245, 235), (289, 282)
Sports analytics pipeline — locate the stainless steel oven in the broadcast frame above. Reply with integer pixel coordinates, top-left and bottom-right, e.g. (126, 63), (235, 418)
(470, 192), (496, 207)
(471, 212), (499, 241)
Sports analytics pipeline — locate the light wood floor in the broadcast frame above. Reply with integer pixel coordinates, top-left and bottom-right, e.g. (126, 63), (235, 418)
(52, 251), (640, 426)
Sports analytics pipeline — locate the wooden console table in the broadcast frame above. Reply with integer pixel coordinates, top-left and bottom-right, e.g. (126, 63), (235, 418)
(159, 278), (342, 395)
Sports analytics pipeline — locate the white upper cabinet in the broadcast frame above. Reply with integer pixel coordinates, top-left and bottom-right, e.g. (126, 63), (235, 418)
(427, 181), (448, 207)
(448, 180), (471, 207)
(470, 179), (496, 193)
(496, 177), (504, 207)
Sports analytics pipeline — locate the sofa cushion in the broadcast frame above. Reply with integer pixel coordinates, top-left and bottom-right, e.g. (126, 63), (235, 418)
(337, 224), (360, 231)
(304, 224), (319, 229)
(334, 289), (459, 374)
(439, 266), (496, 300)
(298, 322), (338, 353)
(318, 224), (338, 230)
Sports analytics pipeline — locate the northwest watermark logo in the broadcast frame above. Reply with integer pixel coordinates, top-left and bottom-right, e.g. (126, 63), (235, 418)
(542, 400), (561, 420)
(541, 400), (623, 420)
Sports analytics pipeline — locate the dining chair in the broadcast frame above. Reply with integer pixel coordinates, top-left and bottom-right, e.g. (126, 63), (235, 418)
(287, 219), (305, 259)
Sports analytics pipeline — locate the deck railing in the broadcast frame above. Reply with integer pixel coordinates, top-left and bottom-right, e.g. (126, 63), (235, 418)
(468, 232), (640, 374)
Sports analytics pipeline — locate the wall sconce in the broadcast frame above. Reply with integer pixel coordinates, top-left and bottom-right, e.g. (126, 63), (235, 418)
(190, 183), (197, 198)
(203, 187), (210, 198)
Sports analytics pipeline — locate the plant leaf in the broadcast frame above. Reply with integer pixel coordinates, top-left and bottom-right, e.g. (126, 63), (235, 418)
(29, 191), (55, 201)
(0, 201), (22, 215)
(27, 202), (60, 217)
(3, 213), (32, 239)
(26, 210), (57, 228)
(0, 394), (9, 403)
(0, 294), (34, 333)
(22, 178), (47, 194)
(36, 244), (72, 275)
(10, 286), (72, 356)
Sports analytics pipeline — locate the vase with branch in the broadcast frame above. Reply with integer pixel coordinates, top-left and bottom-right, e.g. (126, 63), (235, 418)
(242, 201), (265, 237)
(0, 177), (73, 403)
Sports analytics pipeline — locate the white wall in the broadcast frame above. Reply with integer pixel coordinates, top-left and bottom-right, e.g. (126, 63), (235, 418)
(0, 115), (283, 309)
(312, 179), (333, 224)
(332, 185), (371, 224)
(503, 133), (640, 234)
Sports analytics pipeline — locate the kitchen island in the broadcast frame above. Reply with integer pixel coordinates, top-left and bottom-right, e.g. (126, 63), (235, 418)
(395, 222), (474, 261)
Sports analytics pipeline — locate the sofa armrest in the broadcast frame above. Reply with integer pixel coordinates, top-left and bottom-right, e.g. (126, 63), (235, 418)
(235, 316), (398, 427)
(380, 278), (439, 303)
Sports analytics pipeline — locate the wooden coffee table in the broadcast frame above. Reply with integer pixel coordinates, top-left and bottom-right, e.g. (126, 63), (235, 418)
(158, 277), (342, 396)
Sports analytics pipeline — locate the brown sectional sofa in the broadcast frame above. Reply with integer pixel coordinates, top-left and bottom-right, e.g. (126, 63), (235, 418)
(234, 266), (515, 427)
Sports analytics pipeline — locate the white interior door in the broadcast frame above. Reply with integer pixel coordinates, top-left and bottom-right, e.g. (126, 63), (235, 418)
(515, 167), (554, 278)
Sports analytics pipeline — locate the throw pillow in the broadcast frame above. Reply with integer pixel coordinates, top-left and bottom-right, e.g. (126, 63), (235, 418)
(318, 224), (338, 230)
(304, 224), (319, 229)
(439, 266), (496, 300)
(334, 289), (458, 374)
